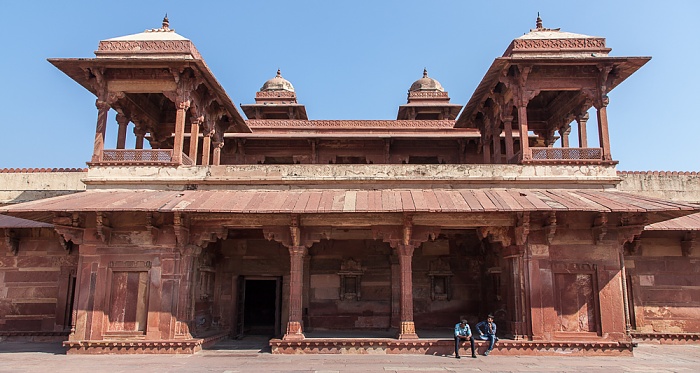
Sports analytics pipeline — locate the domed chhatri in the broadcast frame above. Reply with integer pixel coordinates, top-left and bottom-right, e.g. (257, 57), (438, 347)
(261, 69), (295, 93)
(408, 68), (445, 92)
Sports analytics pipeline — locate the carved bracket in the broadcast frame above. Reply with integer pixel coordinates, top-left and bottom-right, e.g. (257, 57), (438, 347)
(173, 212), (190, 248)
(592, 213), (608, 245)
(478, 226), (512, 247)
(681, 231), (696, 257)
(2, 229), (19, 256)
(263, 215), (330, 249)
(515, 212), (530, 246)
(95, 212), (111, 243)
(544, 212), (557, 245)
(189, 225), (227, 248)
(372, 215), (439, 249)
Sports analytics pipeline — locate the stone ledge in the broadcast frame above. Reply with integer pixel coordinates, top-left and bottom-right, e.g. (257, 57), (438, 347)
(269, 338), (633, 356)
(63, 339), (204, 354)
(632, 332), (700, 344)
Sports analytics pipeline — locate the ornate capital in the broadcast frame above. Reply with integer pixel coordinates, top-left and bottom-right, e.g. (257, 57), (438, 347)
(2, 229), (19, 256)
(515, 212), (530, 246)
(478, 226), (512, 247)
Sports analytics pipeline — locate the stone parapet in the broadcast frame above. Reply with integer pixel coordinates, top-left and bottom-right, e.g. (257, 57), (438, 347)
(617, 171), (700, 203)
(0, 170), (86, 205)
(84, 164), (621, 189)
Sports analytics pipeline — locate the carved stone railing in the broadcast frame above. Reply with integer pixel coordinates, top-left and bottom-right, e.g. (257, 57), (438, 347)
(525, 147), (604, 163)
(96, 149), (194, 166)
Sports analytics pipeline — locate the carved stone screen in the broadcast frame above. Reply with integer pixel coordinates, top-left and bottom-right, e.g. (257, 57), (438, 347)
(554, 273), (598, 333)
(107, 271), (149, 332)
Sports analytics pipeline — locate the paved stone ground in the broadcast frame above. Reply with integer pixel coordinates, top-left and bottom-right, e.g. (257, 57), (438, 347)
(0, 338), (699, 373)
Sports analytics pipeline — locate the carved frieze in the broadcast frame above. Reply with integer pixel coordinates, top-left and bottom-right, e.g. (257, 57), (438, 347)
(96, 40), (202, 59)
(511, 38), (606, 50)
(551, 262), (597, 273)
(108, 260), (152, 269)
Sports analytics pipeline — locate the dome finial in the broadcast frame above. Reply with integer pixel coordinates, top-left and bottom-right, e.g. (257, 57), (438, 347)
(536, 12), (543, 29)
(423, 68), (428, 78)
(162, 14), (170, 31)
(276, 69), (282, 77)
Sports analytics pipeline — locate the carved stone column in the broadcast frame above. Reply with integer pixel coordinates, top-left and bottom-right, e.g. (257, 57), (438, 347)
(559, 123), (571, 148)
(201, 130), (212, 166)
(189, 116), (203, 164)
(212, 141), (224, 166)
(595, 97), (612, 161)
(517, 103), (530, 161)
(172, 100), (191, 164)
(397, 243), (418, 339)
(134, 127), (146, 150)
(503, 116), (514, 162)
(116, 113), (129, 149)
(284, 245), (307, 340)
(492, 128), (502, 163)
(91, 100), (111, 163)
(390, 253), (400, 329)
(576, 112), (589, 148)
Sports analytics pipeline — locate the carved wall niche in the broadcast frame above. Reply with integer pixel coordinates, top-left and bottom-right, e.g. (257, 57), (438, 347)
(428, 257), (453, 301)
(338, 258), (363, 301)
(551, 262), (600, 335)
(197, 251), (216, 301)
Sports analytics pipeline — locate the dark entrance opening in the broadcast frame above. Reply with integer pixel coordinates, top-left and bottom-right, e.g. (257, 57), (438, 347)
(241, 278), (280, 336)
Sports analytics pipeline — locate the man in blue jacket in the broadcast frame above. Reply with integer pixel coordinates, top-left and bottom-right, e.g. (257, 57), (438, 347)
(454, 319), (476, 359)
(475, 314), (498, 356)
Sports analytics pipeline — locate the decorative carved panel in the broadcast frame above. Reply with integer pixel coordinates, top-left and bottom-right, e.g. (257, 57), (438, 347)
(427, 257), (453, 301)
(338, 258), (363, 301)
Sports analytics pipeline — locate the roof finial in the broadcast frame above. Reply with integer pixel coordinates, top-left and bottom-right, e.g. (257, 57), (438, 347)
(423, 68), (428, 78)
(276, 69), (282, 77)
(162, 14), (170, 31)
(536, 12), (543, 29)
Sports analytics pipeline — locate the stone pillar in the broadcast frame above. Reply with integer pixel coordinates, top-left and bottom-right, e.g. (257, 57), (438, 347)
(504, 245), (529, 340)
(503, 116), (514, 163)
(189, 116), (202, 164)
(116, 113), (129, 149)
(134, 127), (145, 150)
(390, 254), (401, 329)
(517, 104), (530, 161)
(172, 100), (190, 165)
(201, 132), (212, 166)
(91, 100), (110, 163)
(595, 97), (612, 161)
(576, 112), (589, 148)
(212, 141), (223, 166)
(482, 135), (491, 164)
(559, 124), (570, 148)
(397, 243), (418, 339)
(175, 245), (201, 338)
(283, 245), (306, 340)
(492, 129), (502, 163)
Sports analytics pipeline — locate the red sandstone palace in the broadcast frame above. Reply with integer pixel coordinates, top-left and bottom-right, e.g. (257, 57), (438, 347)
(1, 16), (699, 355)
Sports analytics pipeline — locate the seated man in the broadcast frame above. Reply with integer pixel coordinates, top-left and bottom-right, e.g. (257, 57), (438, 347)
(453, 319), (476, 359)
(475, 314), (498, 356)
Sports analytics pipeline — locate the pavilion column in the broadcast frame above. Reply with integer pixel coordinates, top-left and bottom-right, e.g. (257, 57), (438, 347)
(212, 141), (223, 166)
(559, 124), (571, 148)
(595, 97), (612, 161)
(115, 113), (129, 149)
(576, 112), (589, 148)
(492, 128), (502, 163)
(283, 245), (307, 340)
(189, 116), (203, 164)
(201, 133), (212, 166)
(397, 243), (418, 339)
(482, 135), (491, 164)
(503, 116), (514, 163)
(172, 100), (190, 165)
(134, 127), (145, 150)
(91, 100), (111, 163)
(517, 103), (530, 161)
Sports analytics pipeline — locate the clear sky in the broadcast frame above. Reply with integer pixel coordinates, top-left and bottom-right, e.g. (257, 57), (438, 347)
(1, 0), (698, 171)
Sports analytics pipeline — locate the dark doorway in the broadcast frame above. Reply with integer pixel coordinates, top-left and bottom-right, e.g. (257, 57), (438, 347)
(240, 278), (280, 337)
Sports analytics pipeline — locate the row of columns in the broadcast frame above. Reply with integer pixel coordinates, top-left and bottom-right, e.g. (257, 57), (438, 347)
(91, 96), (225, 166)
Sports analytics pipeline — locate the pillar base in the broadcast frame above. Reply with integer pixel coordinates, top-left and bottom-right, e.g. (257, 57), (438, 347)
(397, 321), (418, 340)
(282, 321), (305, 341)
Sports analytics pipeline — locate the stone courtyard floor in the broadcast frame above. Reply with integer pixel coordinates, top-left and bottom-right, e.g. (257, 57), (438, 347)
(0, 338), (698, 372)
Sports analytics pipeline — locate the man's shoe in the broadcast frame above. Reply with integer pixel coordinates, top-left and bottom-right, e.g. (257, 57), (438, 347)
(455, 355), (461, 359)
(471, 353), (477, 358)
(484, 350), (490, 356)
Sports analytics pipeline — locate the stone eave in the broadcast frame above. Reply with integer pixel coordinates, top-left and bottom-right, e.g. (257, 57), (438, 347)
(47, 57), (250, 133)
(455, 56), (651, 128)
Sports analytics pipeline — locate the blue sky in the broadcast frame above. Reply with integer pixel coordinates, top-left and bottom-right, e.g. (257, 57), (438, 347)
(2, 1), (698, 171)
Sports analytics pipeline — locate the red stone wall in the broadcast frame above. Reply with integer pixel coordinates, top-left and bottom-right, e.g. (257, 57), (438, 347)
(627, 232), (700, 333)
(0, 229), (77, 334)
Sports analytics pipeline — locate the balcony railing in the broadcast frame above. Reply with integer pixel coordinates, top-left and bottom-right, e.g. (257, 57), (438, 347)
(96, 149), (194, 166)
(527, 147), (603, 162)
